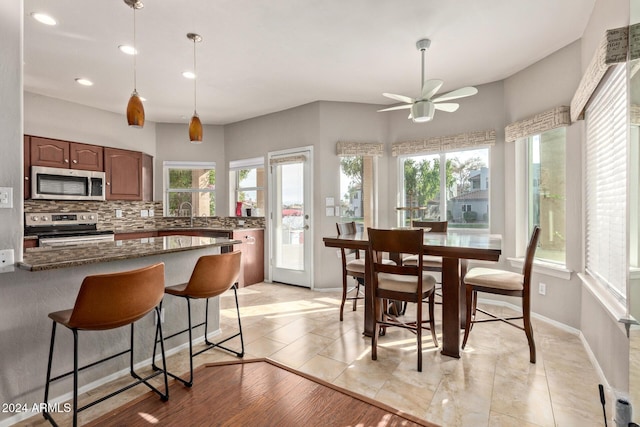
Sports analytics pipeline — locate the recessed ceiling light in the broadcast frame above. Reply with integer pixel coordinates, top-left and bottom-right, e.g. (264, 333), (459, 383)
(75, 78), (93, 86)
(31, 12), (57, 26)
(118, 45), (137, 55)
(182, 71), (196, 79)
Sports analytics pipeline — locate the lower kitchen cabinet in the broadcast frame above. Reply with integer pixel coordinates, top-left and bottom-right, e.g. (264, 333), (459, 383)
(232, 229), (264, 287)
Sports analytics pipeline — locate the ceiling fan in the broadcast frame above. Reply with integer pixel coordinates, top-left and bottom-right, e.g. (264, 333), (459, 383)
(378, 38), (478, 123)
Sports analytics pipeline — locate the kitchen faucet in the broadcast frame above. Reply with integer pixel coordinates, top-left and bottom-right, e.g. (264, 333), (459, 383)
(178, 201), (193, 228)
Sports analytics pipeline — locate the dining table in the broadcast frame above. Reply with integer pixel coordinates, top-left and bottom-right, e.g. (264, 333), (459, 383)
(323, 229), (502, 358)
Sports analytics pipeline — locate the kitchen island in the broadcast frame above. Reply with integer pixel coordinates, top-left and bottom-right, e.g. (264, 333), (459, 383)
(2, 235), (241, 426)
(20, 235), (240, 271)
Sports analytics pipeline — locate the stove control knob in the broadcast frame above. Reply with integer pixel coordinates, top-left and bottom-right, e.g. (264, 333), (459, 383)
(30, 216), (38, 221)
(41, 216), (49, 222)
(89, 215), (95, 220)
(80, 215), (87, 220)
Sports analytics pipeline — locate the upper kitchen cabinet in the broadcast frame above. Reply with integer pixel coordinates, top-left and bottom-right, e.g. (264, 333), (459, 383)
(104, 148), (153, 201)
(29, 136), (103, 171)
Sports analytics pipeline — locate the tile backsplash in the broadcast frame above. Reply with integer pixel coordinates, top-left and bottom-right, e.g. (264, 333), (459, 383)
(24, 200), (265, 233)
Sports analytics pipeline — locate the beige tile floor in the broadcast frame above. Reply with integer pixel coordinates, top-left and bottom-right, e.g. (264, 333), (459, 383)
(18, 282), (610, 427)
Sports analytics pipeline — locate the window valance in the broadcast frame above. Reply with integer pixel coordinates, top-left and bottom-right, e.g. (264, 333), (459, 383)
(269, 154), (306, 166)
(336, 141), (384, 157)
(570, 26), (628, 122)
(391, 129), (496, 157)
(505, 106), (570, 142)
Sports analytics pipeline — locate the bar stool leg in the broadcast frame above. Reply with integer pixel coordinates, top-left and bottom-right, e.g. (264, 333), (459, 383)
(42, 322), (56, 425)
(72, 330), (79, 427)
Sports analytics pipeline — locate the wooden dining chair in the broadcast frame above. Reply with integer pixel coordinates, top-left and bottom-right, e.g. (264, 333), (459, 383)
(368, 227), (438, 372)
(336, 221), (394, 321)
(461, 226), (541, 363)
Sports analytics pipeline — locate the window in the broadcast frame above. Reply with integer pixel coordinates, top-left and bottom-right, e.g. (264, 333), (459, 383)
(340, 156), (376, 229)
(585, 63), (628, 299)
(399, 148), (490, 228)
(525, 128), (566, 264)
(229, 157), (265, 217)
(163, 161), (216, 217)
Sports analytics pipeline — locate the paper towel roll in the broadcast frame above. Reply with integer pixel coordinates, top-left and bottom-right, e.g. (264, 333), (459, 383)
(615, 397), (632, 427)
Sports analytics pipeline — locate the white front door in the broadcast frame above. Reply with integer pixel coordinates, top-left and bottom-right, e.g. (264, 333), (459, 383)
(268, 147), (313, 288)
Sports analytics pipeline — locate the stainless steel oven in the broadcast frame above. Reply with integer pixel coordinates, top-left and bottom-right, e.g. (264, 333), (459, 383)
(25, 212), (114, 247)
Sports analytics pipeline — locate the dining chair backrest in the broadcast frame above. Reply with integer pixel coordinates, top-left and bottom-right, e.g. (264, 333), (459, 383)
(412, 220), (448, 232)
(522, 226), (541, 293)
(367, 227), (424, 277)
(337, 221), (359, 257)
(183, 251), (242, 299)
(69, 263), (165, 330)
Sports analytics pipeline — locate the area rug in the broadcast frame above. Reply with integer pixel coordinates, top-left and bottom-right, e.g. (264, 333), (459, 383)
(85, 358), (438, 426)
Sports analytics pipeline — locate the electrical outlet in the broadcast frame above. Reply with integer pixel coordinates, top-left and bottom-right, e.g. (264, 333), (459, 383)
(0, 187), (13, 209)
(140, 209), (148, 217)
(539, 282), (547, 296)
(148, 209), (154, 217)
(0, 249), (15, 273)
(115, 209), (123, 218)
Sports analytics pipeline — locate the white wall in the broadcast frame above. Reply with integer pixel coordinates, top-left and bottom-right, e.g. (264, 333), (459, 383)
(0, 0), (23, 258)
(24, 92), (157, 157)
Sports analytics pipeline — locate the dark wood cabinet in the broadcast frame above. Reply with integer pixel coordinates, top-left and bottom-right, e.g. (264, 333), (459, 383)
(70, 142), (103, 171)
(30, 137), (70, 168)
(24, 136), (30, 199)
(233, 229), (265, 287)
(29, 137), (103, 171)
(104, 148), (143, 201)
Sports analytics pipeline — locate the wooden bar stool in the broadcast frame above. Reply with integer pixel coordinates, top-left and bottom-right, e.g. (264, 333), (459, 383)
(153, 251), (244, 387)
(43, 263), (169, 427)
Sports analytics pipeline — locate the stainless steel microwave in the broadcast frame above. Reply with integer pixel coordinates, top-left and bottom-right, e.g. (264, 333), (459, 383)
(31, 166), (106, 201)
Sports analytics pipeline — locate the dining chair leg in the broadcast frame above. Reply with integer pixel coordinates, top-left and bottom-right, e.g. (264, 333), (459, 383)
(461, 286), (474, 349)
(523, 305), (536, 363)
(372, 299), (380, 361)
(340, 274), (348, 321)
(428, 293), (438, 347)
(416, 297), (423, 372)
(352, 278), (362, 312)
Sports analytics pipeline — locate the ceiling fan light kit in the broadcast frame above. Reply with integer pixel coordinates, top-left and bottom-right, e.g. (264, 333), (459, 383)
(379, 38), (478, 123)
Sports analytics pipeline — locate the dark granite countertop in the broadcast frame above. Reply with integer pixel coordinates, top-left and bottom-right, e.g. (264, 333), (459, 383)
(19, 235), (240, 271)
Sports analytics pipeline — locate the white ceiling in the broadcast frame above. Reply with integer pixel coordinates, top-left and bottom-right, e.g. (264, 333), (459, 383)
(22, 0), (595, 125)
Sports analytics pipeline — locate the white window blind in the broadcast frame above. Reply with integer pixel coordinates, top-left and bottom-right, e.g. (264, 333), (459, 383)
(585, 63), (628, 299)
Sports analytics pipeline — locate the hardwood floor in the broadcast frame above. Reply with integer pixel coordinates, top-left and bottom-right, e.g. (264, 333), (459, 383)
(85, 359), (436, 426)
(16, 282), (609, 427)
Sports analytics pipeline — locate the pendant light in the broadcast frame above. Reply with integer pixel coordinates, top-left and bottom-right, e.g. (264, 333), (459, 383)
(187, 32), (203, 144)
(124, 0), (145, 128)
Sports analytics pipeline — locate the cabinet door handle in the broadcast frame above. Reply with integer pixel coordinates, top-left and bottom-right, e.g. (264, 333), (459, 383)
(64, 159), (69, 163)
(72, 159), (78, 163)
(106, 182), (111, 186)
(24, 176), (29, 180)
(245, 236), (256, 244)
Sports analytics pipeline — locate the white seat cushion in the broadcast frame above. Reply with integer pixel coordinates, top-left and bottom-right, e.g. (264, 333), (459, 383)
(377, 272), (436, 293)
(403, 254), (443, 269)
(346, 258), (394, 274)
(463, 267), (523, 291)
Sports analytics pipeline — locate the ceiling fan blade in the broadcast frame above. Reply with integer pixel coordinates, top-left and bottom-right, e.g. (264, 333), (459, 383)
(383, 93), (414, 104)
(377, 104), (412, 112)
(421, 79), (444, 100)
(434, 103), (459, 112)
(432, 86), (478, 103)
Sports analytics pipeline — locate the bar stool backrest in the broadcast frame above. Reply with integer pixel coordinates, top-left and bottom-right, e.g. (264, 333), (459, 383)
(68, 263), (165, 330)
(184, 251), (242, 299)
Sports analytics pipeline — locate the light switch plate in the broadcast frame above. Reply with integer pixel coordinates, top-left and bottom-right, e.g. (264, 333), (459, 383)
(148, 209), (155, 217)
(115, 209), (123, 218)
(140, 209), (148, 217)
(0, 187), (13, 209)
